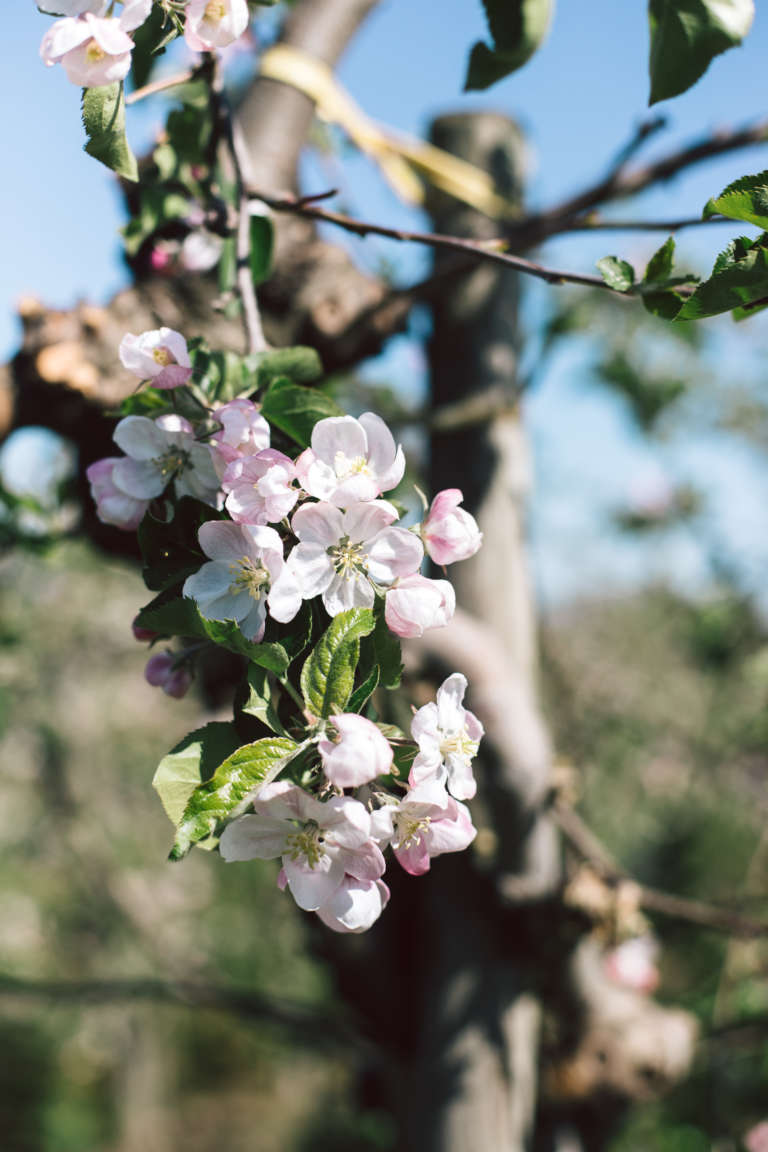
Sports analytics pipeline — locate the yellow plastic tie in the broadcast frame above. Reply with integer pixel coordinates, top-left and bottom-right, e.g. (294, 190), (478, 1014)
(259, 44), (521, 221)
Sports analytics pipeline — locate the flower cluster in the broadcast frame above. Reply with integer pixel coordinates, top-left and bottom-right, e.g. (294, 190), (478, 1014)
(88, 327), (482, 646)
(88, 325), (484, 933)
(38, 0), (250, 87)
(219, 673), (483, 933)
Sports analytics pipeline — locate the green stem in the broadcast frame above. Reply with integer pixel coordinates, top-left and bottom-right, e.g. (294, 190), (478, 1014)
(278, 676), (305, 714)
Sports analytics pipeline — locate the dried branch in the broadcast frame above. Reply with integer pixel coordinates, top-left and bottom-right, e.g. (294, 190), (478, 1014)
(554, 803), (768, 938)
(126, 68), (196, 105)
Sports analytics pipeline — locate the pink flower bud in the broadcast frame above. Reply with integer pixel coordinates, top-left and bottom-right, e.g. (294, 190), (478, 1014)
(318, 714), (393, 789)
(144, 652), (192, 698)
(132, 617), (158, 643)
(385, 573), (455, 639)
(149, 245), (174, 274)
(86, 457), (148, 531)
(423, 488), (482, 566)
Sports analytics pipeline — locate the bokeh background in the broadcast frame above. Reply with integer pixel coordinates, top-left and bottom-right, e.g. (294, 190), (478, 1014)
(3, 2), (768, 1149)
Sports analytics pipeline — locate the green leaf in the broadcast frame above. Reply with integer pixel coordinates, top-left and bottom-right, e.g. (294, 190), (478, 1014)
(200, 619), (289, 674)
(170, 736), (300, 859)
(300, 609), (376, 719)
(153, 722), (241, 828)
(249, 214), (274, 285)
(596, 256), (636, 293)
(260, 377), (343, 448)
(644, 236), (676, 283)
(129, 5), (172, 92)
(138, 498), (213, 591)
(676, 232), (768, 320)
(266, 599), (314, 666)
(704, 171), (768, 229)
(118, 388), (171, 418)
(347, 665), (380, 714)
(135, 588), (207, 638)
(250, 346), (324, 387)
(360, 605), (403, 691)
(81, 83), (137, 182)
(648, 0), (754, 105)
(465, 0), (554, 91)
(242, 664), (285, 734)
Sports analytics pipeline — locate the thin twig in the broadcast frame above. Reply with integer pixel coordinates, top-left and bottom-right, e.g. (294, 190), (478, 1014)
(516, 116), (768, 246)
(126, 68), (196, 106)
(209, 59), (268, 355)
(554, 803), (768, 938)
(549, 214), (731, 234)
(0, 973), (367, 1050)
(247, 189), (620, 292)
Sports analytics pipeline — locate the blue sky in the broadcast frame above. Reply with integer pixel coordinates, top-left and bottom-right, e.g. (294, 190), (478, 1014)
(7, 1), (768, 606)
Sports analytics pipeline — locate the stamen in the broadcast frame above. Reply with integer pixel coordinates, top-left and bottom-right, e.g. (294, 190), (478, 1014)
(333, 451), (371, 480)
(204, 0), (227, 22)
(228, 556), (270, 599)
(152, 346), (173, 367)
(284, 823), (325, 869)
(328, 534), (366, 576)
(85, 39), (106, 63)
(155, 448), (191, 479)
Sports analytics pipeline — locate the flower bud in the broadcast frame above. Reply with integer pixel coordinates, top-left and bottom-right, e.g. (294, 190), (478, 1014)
(385, 573), (455, 639)
(144, 652), (192, 699)
(318, 714), (393, 789)
(422, 488), (482, 566)
(132, 617), (158, 643)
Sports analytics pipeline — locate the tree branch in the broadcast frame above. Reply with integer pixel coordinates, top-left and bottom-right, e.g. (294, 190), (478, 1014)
(554, 803), (768, 938)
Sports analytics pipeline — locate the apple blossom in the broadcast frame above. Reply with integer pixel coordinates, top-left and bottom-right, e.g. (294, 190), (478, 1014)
(222, 449), (298, 526)
(295, 413), (405, 507)
(111, 414), (221, 507)
(144, 651), (192, 699)
(40, 1), (151, 87)
(422, 488), (482, 565)
(209, 397), (270, 474)
(604, 936), (660, 994)
(183, 521), (301, 642)
(119, 328), (192, 390)
(384, 572), (455, 639)
(316, 875), (390, 933)
(184, 0), (250, 52)
(318, 714), (393, 788)
(372, 781), (476, 876)
(409, 673), (483, 801)
(219, 781), (385, 911)
(288, 500), (423, 617)
(86, 456), (149, 531)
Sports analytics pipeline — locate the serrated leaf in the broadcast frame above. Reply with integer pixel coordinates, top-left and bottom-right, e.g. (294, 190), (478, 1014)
(596, 256), (635, 293)
(300, 609), (375, 719)
(704, 171), (768, 229)
(360, 605), (403, 691)
(648, 0), (754, 105)
(138, 498), (212, 591)
(644, 236), (675, 283)
(250, 346), (324, 386)
(136, 588), (207, 638)
(199, 618), (289, 674)
(170, 736), (300, 859)
(348, 665), (380, 714)
(82, 83), (137, 181)
(153, 722), (241, 827)
(242, 664), (285, 734)
(465, 0), (554, 91)
(676, 232), (768, 320)
(260, 377), (343, 448)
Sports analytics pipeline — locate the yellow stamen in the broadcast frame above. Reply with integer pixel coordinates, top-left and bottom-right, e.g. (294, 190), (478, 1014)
(152, 346), (173, 367)
(204, 0), (227, 22)
(440, 730), (479, 761)
(85, 39), (106, 64)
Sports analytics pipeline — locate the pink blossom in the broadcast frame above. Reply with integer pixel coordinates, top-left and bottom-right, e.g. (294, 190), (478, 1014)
(316, 876), (390, 933)
(184, 0), (250, 52)
(745, 1122), (768, 1152)
(119, 327), (192, 390)
(183, 521), (301, 642)
(222, 449), (298, 526)
(86, 456), (148, 531)
(604, 936), (660, 994)
(295, 413), (405, 507)
(144, 651), (192, 699)
(210, 398), (270, 475)
(422, 488), (482, 565)
(373, 781), (476, 876)
(384, 572), (455, 639)
(318, 714), (393, 788)
(40, 1), (151, 87)
(288, 500), (423, 616)
(409, 673), (483, 801)
(219, 781), (385, 912)
(111, 414), (221, 507)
